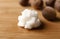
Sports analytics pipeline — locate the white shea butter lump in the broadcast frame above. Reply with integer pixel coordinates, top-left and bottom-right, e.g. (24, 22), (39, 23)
(18, 9), (41, 29)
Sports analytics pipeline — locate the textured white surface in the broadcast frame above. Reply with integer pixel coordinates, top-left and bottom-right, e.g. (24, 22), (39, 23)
(18, 9), (41, 29)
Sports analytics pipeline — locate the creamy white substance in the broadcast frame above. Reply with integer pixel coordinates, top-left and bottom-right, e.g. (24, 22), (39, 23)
(18, 9), (41, 29)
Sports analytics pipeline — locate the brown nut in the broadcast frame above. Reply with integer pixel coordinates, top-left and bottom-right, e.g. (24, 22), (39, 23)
(19, 0), (30, 6)
(42, 6), (56, 21)
(45, 0), (56, 7)
(30, 0), (43, 10)
(55, 0), (60, 12)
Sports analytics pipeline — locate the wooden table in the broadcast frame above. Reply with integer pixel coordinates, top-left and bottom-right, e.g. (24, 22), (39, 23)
(0, 0), (60, 39)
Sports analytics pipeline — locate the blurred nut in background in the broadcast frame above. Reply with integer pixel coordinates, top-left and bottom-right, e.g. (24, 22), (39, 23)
(42, 6), (56, 21)
(19, 0), (30, 6)
(30, 0), (43, 10)
(55, 0), (60, 12)
(45, 0), (56, 8)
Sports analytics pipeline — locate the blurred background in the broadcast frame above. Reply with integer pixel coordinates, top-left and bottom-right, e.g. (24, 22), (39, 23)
(0, 0), (60, 39)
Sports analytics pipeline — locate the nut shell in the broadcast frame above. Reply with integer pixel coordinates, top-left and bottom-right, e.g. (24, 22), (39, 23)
(42, 7), (56, 21)
(45, 0), (56, 7)
(30, 0), (43, 10)
(55, 1), (60, 12)
(19, 0), (29, 6)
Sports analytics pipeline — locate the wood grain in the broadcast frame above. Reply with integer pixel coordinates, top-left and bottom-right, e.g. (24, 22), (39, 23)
(0, 0), (60, 39)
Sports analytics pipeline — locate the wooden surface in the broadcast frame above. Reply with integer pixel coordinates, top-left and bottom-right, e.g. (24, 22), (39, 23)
(0, 0), (60, 39)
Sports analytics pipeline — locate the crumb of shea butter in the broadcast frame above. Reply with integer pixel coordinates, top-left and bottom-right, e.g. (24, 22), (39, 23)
(18, 9), (41, 29)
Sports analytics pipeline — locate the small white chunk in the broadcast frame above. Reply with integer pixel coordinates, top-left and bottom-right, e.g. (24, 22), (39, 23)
(18, 9), (41, 29)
